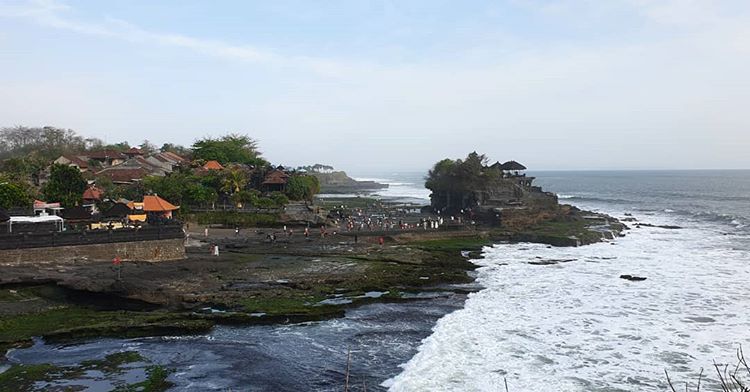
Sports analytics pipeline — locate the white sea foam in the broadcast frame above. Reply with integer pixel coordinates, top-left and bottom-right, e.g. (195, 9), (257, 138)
(387, 211), (750, 391)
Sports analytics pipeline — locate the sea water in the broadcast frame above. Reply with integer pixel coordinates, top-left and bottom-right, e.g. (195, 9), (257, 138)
(387, 170), (750, 391)
(3, 171), (749, 391)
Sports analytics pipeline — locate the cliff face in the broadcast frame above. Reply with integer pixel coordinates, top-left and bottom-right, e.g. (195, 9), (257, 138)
(430, 175), (558, 217)
(311, 171), (388, 193)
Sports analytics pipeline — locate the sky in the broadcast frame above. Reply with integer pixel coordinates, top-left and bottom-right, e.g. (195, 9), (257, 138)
(1, 0), (749, 172)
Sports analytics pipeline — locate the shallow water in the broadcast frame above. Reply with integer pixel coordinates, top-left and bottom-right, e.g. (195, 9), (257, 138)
(4, 297), (466, 391)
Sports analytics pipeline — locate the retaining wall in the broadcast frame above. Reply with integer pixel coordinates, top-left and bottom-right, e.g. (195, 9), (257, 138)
(0, 238), (185, 265)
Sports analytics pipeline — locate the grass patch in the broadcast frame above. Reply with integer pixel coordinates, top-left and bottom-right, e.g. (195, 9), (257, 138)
(521, 219), (606, 245)
(80, 351), (147, 372)
(238, 294), (328, 316)
(0, 363), (58, 391)
(114, 365), (173, 392)
(410, 235), (491, 253)
(0, 351), (173, 392)
(0, 306), (213, 348)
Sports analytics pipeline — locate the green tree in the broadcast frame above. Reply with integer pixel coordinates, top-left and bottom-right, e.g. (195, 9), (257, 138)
(269, 191), (289, 206)
(142, 174), (192, 205)
(139, 140), (157, 155)
(285, 175), (320, 201)
(231, 190), (258, 206)
(221, 167), (249, 194)
(43, 164), (87, 207)
(191, 134), (268, 166)
(160, 143), (192, 158)
(185, 183), (217, 207)
(0, 126), (96, 160)
(0, 182), (32, 210)
(100, 141), (131, 152)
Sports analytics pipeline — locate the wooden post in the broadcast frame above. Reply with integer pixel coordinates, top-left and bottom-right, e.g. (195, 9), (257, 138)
(344, 348), (351, 392)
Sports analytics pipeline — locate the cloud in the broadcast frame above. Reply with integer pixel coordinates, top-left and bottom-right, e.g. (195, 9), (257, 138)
(1, 0), (749, 170)
(0, 0), (283, 63)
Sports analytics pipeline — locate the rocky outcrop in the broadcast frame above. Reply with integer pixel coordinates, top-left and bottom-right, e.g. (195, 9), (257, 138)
(311, 171), (388, 193)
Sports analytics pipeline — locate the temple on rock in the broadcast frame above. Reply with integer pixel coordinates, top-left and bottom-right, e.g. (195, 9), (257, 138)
(425, 153), (559, 224)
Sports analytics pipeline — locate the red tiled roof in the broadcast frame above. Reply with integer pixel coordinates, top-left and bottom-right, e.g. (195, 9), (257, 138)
(33, 200), (61, 209)
(203, 160), (224, 170)
(82, 186), (104, 201)
(124, 147), (143, 155)
(142, 195), (179, 211)
(61, 154), (89, 168)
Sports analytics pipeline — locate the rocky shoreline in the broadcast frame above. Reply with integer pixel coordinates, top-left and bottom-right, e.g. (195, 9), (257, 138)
(0, 204), (625, 360)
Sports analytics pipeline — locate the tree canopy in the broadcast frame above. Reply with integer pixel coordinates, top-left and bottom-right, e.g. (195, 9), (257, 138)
(43, 164), (87, 208)
(191, 134), (268, 166)
(160, 143), (192, 158)
(285, 175), (320, 201)
(0, 182), (32, 210)
(0, 126), (91, 160)
(425, 152), (492, 194)
(298, 164), (335, 173)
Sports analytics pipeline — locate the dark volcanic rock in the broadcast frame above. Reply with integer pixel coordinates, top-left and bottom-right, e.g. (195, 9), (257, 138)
(635, 223), (682, 229)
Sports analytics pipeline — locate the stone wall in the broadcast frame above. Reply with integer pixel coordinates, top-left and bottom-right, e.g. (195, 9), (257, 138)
(0, 238), (185, 266)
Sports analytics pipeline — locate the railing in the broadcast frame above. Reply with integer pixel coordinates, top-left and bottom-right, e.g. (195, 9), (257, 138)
(0, 225), (185, 250)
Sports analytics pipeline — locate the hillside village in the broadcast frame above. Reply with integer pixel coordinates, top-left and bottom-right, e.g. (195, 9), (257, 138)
(0, 126), (326, 232)
(0, 126), (627, 391)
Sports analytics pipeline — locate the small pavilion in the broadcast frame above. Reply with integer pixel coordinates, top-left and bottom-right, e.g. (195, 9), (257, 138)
(500, 161), (527, 177)
(262, 169), (290, 192)
(141, 195), (180, 219)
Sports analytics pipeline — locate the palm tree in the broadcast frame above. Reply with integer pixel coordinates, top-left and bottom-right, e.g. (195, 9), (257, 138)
(221, 167), (248, 207)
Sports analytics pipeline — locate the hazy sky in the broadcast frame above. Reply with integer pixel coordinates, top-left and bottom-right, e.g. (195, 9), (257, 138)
(1, 0), (749, 171)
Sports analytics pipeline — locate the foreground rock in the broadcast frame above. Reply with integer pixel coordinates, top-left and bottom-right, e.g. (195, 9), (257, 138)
(620, 275), (647, 281)
(0, 206), (624, 355)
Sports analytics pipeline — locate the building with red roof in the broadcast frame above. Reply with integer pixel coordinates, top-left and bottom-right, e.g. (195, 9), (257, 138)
(140, 195), (180, 219)
(202, 160), (224, 171)
(124, 147), (144, 158)
(82, 186), (104, 203)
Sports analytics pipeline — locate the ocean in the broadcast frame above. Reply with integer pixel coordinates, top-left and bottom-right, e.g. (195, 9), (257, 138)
(385, 170), (750, 391)
(4, 170), (749, 391)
